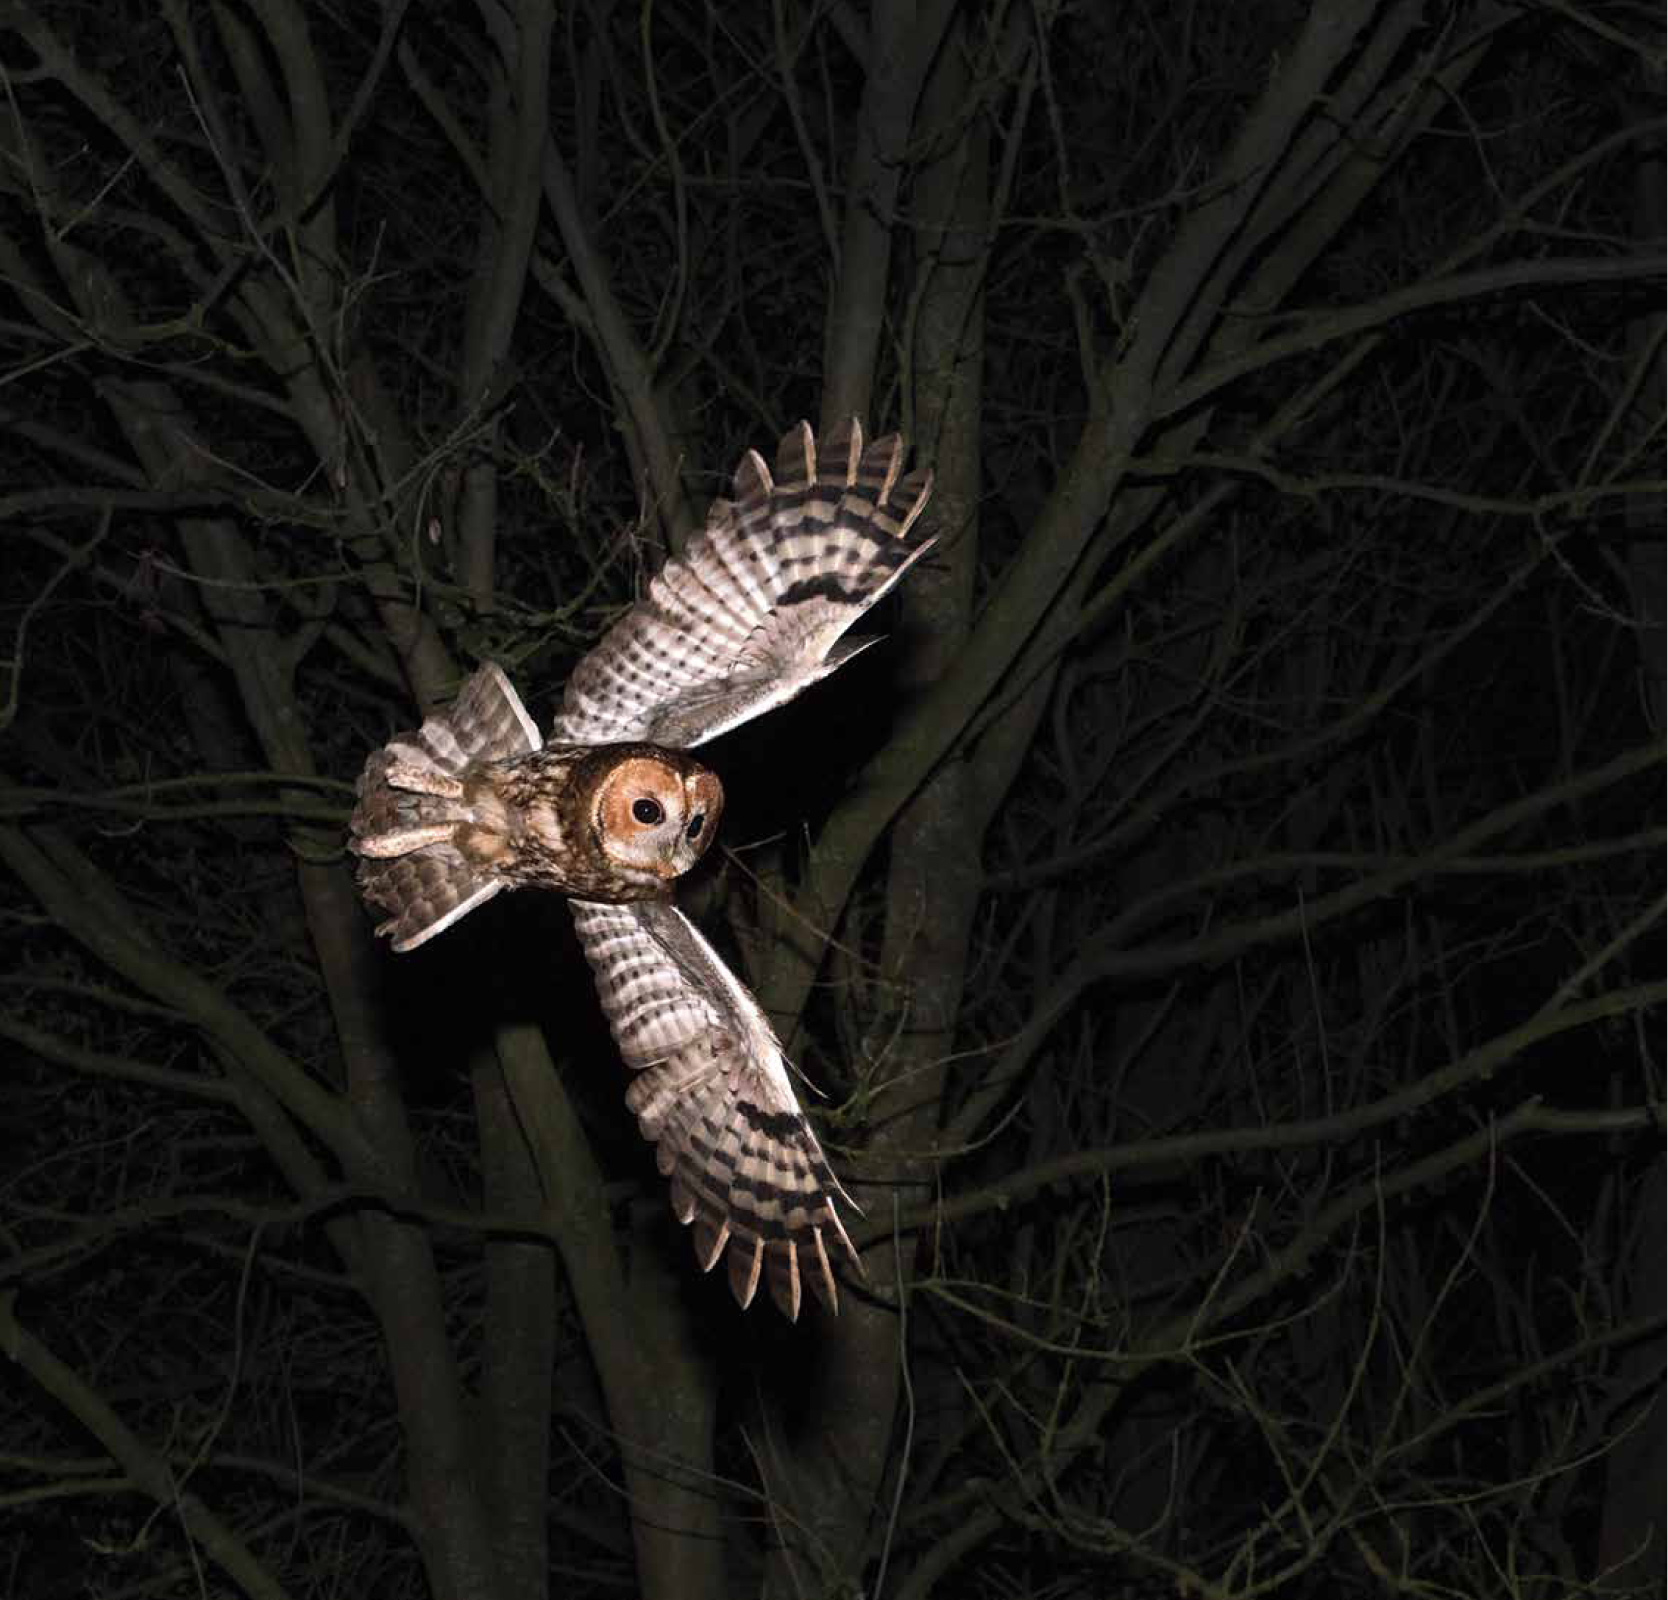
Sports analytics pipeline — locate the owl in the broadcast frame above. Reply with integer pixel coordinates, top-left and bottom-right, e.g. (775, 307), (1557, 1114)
(350, 419), (935, 1318)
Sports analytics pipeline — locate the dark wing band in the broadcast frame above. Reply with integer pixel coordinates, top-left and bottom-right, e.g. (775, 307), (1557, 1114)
(349, 663), (542, 951)
(552, 418), (935, 748)
(569, 897), (862, 1318)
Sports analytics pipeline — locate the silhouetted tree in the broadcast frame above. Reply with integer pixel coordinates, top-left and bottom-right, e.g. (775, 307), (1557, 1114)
(0, 4), (1660, 1597)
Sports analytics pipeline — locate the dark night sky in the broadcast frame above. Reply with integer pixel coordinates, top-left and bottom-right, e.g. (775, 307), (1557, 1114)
(0, 4), (1661, 1598)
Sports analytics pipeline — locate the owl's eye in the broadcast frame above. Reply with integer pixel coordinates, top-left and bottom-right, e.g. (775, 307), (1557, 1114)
(686, 812), (705, 841)
(631, 796), (666, 826)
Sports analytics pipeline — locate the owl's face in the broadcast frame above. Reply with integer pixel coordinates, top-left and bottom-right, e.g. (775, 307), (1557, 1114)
(589, 752), (723, 880)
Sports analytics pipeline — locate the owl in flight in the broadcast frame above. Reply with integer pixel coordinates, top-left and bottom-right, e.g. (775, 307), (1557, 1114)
(350, 419), (934, 1319)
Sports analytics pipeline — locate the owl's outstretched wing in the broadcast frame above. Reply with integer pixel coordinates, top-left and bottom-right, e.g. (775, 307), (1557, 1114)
(349, 663), (543, 951)
(569, 897), (862, 1318)
(552, 418), (935, 748)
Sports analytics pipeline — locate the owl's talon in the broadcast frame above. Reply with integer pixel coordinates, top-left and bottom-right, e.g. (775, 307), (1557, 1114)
(382, 760), (465, 800)
(353, 822), (457, 858)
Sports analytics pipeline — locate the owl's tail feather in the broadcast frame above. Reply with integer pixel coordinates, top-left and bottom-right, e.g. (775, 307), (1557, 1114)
(348, 663), (542, 951)
(357, 836), (504, 951)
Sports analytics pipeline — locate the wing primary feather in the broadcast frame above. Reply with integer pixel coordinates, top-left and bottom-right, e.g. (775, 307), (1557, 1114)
(569, 898), (863, 1316)
(739, 447), (774, 499)
(822, 1196), (863, 1263)
(832, 417), (862, 484)
(771, 1240), (803, 1322)
(729, 1237), (765, 1309)
(668, 1175), (697, 1222)
(773, 420), (815, 495)
(695, 1215), (731, 1272)
(809, 1227), (839, 1312)
(889, 469), (934, 541)
(872, 435), (903, 506)
(552, 419), (936, 748)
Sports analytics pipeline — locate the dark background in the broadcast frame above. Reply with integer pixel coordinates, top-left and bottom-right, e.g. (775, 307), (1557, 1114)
(0, 3), (1662, 1597)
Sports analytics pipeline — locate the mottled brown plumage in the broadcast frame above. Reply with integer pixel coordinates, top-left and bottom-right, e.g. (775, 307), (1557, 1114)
(348, 420), (935, 1317)
(350, 668), (722, 948)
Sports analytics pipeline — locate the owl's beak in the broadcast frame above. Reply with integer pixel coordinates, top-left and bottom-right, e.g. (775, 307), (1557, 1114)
(662, 809), (709, 875)
(660, 828), (702, 877)
(670, 771), (725, 873)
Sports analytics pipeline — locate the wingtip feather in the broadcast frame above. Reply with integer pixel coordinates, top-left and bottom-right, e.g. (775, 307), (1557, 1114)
(895, 467), (934, 541)
(729, 1237), (765, 1309)
(770, 1240), (804, 1322)
(809, 1227), (839, 1312)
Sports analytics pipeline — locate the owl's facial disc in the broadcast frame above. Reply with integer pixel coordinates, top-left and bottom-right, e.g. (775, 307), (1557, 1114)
(594, 754), (723, 879)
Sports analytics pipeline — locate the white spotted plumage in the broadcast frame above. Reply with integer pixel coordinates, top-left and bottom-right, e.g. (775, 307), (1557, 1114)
(350, 419), (935, 1316)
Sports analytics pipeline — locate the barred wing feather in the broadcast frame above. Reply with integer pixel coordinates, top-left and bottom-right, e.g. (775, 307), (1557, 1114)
(553, 418), (935, 748)
(569, 897), (862, 1318)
